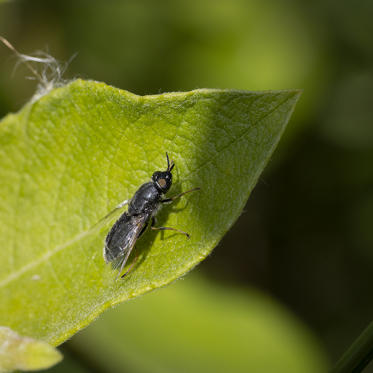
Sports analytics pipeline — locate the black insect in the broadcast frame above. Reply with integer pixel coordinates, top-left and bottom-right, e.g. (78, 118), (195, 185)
(103, 153), (199, 279)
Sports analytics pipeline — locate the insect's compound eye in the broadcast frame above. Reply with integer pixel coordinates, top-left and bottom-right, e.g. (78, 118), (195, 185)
(152, 171), (172, 192)
(158, 178), (167, 188)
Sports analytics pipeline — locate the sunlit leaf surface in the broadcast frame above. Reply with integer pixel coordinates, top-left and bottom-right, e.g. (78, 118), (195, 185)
(0, 79), (300, 345)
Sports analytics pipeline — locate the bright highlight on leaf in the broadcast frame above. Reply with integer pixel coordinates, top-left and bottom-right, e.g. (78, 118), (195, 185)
(0, 79), (300, 346)
(0, 326), (62, 372)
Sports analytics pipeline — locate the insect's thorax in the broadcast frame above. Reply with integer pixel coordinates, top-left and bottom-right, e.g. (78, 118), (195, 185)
(128, 182), (162, 215)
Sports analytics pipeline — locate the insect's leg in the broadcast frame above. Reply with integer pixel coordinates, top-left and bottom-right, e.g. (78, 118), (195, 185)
(161, 187), (200, 204)
(103, 200), (129, 220)
(151, 218), (190, 238)
(121, 254), (139, 278)
(116, 242), (135, 281)
(94, 200), (129, 229)
(138, 220), (150, 238)
(116, 199), (129, 209)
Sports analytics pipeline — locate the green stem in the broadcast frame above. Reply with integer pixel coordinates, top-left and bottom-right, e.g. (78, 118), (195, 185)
(331, 321), (373, 373)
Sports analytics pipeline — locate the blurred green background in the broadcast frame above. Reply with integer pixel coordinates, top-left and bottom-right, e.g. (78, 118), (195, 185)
(1, 0), (372, 372)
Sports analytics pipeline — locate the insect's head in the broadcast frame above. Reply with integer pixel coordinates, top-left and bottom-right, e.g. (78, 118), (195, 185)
(152, 152), (174, 193)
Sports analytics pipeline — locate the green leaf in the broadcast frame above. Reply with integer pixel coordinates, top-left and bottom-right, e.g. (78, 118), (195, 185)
(0, 79), (300, 345)
(69, 274), (329, 373)
(0, 326), (62, 372)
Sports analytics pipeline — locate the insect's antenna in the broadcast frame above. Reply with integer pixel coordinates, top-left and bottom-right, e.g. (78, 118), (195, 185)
(166, 152), (170, 170)
(165, 152), (175, 172)
(0, 36), (43, 83)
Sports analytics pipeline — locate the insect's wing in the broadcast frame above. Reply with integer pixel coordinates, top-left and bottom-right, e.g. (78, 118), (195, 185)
(103, 212), (147, 266)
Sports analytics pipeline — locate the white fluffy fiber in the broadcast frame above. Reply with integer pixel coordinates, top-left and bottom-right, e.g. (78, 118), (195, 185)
(0, 36), (73, 101)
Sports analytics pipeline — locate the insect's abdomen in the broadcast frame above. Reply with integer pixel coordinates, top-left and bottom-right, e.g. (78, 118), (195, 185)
(129, 182), (160, 215)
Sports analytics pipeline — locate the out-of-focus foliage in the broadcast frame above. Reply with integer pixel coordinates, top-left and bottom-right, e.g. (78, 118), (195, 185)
(66, 274), (328, 373)
(0, 0), (325, 122)
(320, 73), (373, 149)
